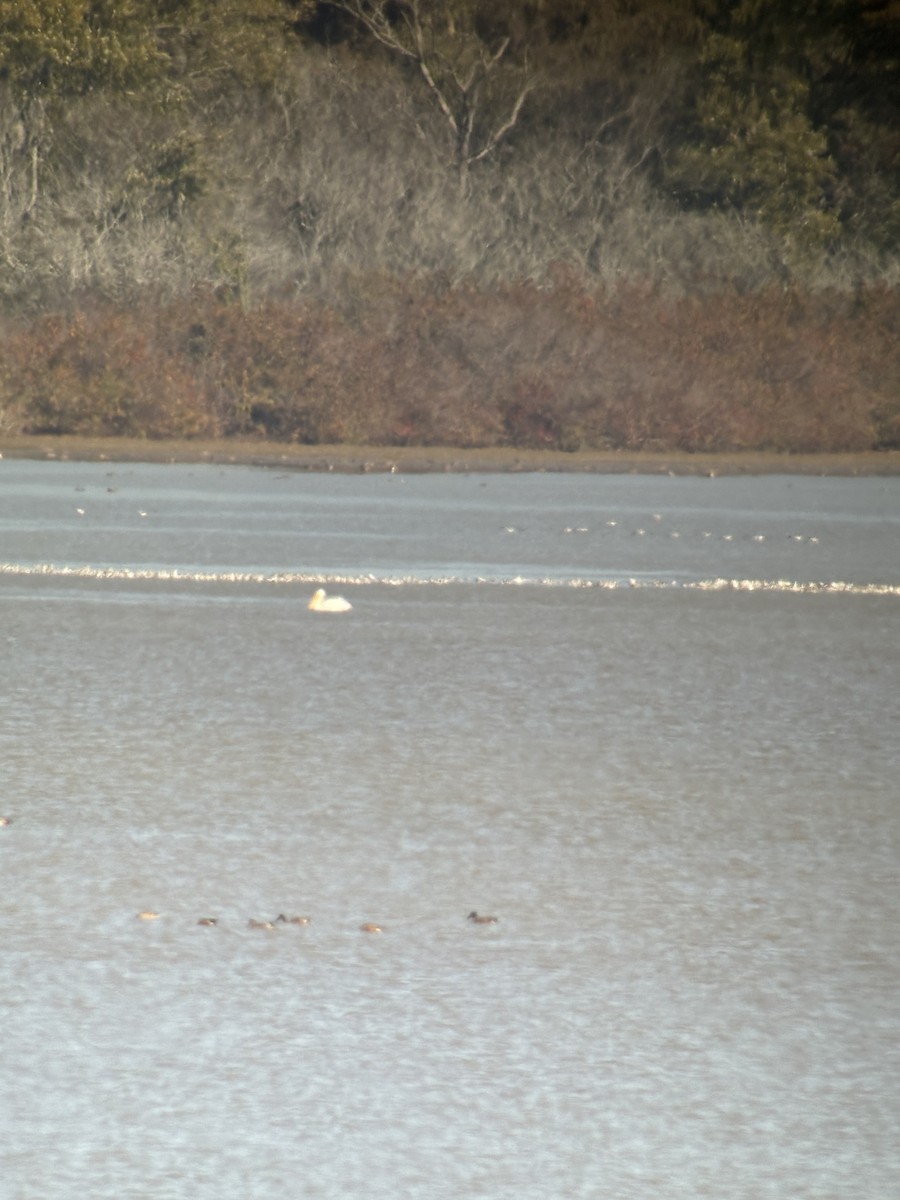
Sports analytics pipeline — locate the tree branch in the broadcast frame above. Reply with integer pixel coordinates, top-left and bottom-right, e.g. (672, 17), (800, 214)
(468, 77), (535, 165)
(328, 1), (538, 191)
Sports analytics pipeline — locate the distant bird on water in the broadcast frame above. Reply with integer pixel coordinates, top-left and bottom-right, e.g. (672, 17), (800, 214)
(136, 911), (160, 920)
(276, 914), (311, 925)
(467, 911), (498, 924)
(308, 588), (352, 612)
(360, 922), (383, 933)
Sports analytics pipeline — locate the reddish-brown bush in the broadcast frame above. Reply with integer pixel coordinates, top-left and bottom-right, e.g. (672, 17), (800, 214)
(1, 278), (897, 452)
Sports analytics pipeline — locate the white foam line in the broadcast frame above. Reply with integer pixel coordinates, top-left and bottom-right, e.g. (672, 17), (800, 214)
(1, 562), (898, 596)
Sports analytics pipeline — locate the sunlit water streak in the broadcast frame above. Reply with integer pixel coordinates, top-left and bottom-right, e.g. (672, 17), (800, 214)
(2, 559), (899, 594)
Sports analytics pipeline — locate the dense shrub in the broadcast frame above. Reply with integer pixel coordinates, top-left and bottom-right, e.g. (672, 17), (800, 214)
(2, 279), (897, 452)
(1, 5), (895, 455)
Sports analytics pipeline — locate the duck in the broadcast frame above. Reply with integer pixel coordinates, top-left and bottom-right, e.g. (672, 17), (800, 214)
(0, 816), (11, 826)
(275, 914), (311, 925)
(467, 911), (498, 924)
(247, 919), (276, 930)
(136, 910), (160, 920)
(308, 588), (352, 612)
(197, 917), (218, 926)
(359, 922), (383, 933)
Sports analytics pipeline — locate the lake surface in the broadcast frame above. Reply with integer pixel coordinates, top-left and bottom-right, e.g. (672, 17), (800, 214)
(1, 461), (898, 1199)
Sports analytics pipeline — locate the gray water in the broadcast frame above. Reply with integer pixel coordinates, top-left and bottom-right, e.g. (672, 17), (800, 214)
(2, 461), (898, 1199)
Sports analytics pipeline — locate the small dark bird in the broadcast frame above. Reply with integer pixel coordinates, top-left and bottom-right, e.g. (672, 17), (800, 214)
(197, 918), (218, 926)
(467, 911), (498, 924)
(275, 914), (311, 925)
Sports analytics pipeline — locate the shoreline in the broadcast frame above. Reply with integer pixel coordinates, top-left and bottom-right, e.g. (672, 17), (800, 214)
(2, 435), (899, 476)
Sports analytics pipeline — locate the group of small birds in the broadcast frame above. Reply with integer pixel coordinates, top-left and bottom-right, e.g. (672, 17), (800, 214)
(7, 816), (498, 936)
(136, 910), (498, 932)
(504, 518), (820, 543)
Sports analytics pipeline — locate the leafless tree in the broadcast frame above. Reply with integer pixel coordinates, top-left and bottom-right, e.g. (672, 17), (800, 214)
(328, 1), (538, 196)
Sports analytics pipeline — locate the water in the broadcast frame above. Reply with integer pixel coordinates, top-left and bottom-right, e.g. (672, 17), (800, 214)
(1, 461), (898, 1199)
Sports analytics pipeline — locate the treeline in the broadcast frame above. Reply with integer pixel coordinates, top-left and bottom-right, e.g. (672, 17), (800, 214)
(0, 1), (898, 451)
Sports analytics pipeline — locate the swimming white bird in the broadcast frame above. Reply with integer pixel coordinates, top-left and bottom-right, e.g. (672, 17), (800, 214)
(308, 588), (352, 612)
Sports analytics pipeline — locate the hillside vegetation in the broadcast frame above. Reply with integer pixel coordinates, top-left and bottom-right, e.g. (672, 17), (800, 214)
(1, 1), (898, 452)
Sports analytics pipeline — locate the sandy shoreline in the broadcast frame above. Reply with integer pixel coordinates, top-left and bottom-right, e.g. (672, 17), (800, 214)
(2, 435), (899, 476)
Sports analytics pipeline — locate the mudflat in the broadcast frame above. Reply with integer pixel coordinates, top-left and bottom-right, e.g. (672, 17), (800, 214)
(2, 435), (899, 476)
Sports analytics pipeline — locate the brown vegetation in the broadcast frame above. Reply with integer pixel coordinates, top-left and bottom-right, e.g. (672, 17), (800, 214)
(2, 278), (897, 454)
(0, 3), (898, 456)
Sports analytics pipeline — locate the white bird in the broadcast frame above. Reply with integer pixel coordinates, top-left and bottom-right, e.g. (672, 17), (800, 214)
(308, 588), (352, 613)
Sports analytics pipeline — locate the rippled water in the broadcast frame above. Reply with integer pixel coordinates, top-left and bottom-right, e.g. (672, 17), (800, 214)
(2, 461), (898, 1199)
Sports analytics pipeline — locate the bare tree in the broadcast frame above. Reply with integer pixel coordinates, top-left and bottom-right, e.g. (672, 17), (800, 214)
(328, 1), (538, 196)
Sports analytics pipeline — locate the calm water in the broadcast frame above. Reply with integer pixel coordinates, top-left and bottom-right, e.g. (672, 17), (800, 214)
(1, 461), (898, 1199)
